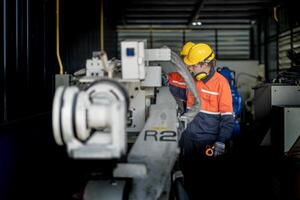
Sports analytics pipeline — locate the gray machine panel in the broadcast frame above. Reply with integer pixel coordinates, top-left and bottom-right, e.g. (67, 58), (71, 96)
(271, 106), (300, 154)
(55, 74), (71, 88)
(284, 107), (300, 153)
(254, 84), (300, 120)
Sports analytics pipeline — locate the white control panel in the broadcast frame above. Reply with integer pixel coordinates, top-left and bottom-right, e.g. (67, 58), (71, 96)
(121, 41), (145, 80)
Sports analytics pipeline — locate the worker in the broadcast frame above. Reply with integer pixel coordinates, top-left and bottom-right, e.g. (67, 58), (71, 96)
(179, 43), (234, 199)
(167, 42), (195, 113)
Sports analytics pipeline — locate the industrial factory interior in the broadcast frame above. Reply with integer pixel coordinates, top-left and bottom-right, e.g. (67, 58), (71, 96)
(1, 0), (300, 199)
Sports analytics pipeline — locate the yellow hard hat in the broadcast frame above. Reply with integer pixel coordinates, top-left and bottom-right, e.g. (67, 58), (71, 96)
(180, 41), (195, 56)
(183, 43), (215, 66)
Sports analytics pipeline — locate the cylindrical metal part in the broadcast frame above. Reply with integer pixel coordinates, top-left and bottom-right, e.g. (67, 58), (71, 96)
(88, 104), (111, 128)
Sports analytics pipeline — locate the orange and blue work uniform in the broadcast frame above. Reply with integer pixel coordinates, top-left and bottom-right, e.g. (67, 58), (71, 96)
(179, 67), (234, 199)
(184, 67), (234, 144)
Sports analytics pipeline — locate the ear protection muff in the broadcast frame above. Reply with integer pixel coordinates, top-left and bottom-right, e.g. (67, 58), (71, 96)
(194, 72), (208, 81)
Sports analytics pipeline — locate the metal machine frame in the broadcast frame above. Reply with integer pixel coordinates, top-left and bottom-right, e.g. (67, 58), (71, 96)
(52, 40), (198, 199)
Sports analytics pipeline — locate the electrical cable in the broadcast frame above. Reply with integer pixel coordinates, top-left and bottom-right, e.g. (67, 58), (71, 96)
(56, 0), (64, 74)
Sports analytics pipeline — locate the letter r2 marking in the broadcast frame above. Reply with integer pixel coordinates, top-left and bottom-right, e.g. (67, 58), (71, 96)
(144, 130), (158, 141)
(144, 130), (177, 142)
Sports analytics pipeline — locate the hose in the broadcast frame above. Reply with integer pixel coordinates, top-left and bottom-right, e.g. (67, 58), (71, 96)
(170, 51), (201, 119)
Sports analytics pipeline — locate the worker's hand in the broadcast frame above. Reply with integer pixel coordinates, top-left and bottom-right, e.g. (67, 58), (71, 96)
(212, 142), (225, 157)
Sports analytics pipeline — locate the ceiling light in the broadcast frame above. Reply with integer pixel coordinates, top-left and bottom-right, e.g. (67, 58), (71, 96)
(192, 21), (202, 26)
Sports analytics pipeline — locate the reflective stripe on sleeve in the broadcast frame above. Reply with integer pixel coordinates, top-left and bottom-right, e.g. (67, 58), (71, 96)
(201, 89), (219, 95)
(171, 80), (186, 86)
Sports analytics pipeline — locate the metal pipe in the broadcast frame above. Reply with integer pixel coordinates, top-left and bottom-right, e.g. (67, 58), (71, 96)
(16, 0), (19, 72)
(43, 2), (47, 85)
(26, 0), (30, 84)
(3, 0), (7, 121)
(56, 0), (64, 74)
(100, 0), (104, 51)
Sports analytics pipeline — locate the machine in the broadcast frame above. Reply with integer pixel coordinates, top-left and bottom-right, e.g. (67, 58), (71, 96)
(254, 83), (300, 148)
(253, 84), (300, 121)
(52, 40), (199, 200)
(271, 106), (300, 157)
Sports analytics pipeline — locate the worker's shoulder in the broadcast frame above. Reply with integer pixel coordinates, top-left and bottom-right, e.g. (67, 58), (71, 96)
(213, 71), (228, 84)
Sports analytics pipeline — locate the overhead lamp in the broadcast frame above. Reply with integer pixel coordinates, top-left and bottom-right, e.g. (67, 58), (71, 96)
(192, 21), (202, 26)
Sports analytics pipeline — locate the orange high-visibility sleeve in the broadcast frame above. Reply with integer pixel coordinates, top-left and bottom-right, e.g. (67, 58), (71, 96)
(168, 72), (187, 89)
(218, 80), (233, 114)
